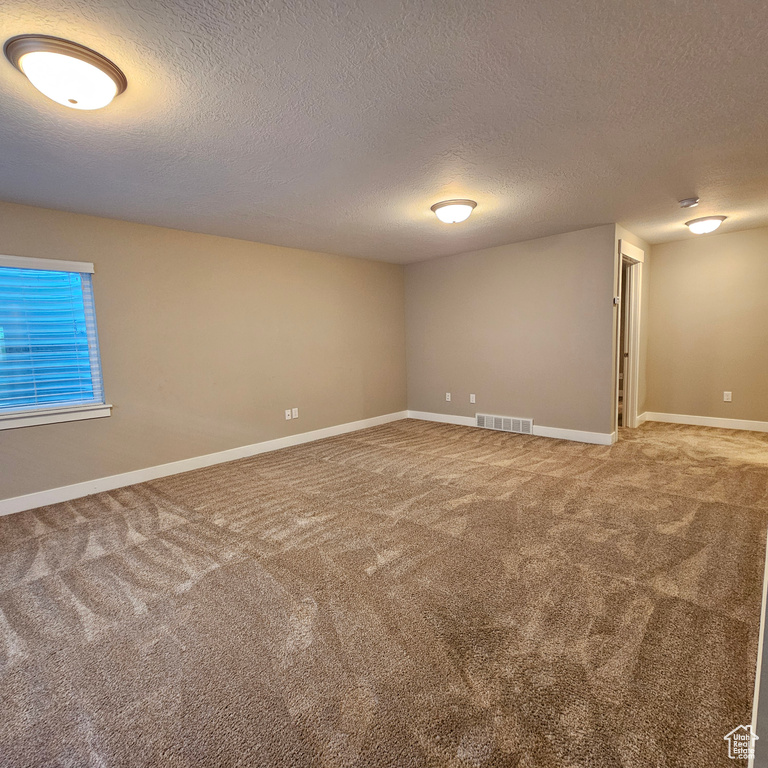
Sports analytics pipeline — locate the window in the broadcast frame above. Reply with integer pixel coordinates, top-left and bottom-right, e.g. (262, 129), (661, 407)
(0, 255), (110, 430)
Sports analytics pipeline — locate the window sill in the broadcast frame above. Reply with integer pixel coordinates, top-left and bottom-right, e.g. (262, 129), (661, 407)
(0, 403), (112, 431)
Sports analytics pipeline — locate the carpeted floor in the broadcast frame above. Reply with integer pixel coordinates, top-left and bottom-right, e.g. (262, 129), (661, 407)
(1, 419), (767, 767)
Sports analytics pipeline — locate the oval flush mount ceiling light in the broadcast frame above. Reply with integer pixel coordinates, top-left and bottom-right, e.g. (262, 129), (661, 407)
(431, 199), (477, 224)
(685, 215), (727, 235)
(4, 35), (127, 110)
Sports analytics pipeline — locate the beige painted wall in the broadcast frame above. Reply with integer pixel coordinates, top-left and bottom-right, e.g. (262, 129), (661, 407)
(0, 202), (406, 500)
(647, 226), (768, 421)
(405, 225), (617, 434)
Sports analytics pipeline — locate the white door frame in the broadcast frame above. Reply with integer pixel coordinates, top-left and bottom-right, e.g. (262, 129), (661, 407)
(616, 239), (645, 431)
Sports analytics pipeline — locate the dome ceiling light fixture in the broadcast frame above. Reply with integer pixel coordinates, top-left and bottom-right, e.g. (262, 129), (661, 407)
(685, 215), (727, 235)
(4, 34), (127, 110)
(431, 199), (477, 224)
(678, 197), (700, 209)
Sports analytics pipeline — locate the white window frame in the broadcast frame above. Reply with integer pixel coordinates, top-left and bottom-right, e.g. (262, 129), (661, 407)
(0, 254), (112, 430)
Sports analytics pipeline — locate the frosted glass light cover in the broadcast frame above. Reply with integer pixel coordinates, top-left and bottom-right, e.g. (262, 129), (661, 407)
(685, 216), (726, 235)
(19, 51), (119, 110)
(431, 199), (477, 224)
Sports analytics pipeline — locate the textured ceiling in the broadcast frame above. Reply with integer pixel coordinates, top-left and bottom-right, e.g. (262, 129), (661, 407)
(1, 0), (767, 263)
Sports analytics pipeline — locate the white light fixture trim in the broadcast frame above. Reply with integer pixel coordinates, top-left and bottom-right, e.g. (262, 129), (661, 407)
(685, 215), (727, 235)
(4, 35), (127, 110)
(431, 199), (477, 224)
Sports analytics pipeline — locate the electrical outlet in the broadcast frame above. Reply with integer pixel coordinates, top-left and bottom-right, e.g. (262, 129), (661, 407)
(445, 392), (451, 402)
(470, 394), (476, 404)
(285, 409), (292, 420)
(292, 407), (299, 419)
(723, 391), (732, 402)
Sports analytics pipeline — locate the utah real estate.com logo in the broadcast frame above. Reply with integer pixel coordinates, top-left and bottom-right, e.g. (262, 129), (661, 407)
(724, 725), (759, 760)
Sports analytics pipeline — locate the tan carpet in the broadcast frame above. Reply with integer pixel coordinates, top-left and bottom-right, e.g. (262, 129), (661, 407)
(1, 419), (767, 767)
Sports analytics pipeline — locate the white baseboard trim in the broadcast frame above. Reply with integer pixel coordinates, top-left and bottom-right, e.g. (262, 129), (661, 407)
(406, 411), (476, 427)
(749, 525), (768, 768)
(0, 411), (408, 518)
(406, 411), (615, 445)
(636, 411), (648, 425)
(533, 425), (616, 446)
(645, 412), (768, 433)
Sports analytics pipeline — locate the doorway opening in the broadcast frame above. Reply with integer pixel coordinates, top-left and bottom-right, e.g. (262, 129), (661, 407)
(618, 260), (631, 426)
(615, 240), (645, 433)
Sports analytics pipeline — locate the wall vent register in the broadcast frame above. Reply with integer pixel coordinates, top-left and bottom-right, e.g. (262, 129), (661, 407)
(476, 413), (533, 435)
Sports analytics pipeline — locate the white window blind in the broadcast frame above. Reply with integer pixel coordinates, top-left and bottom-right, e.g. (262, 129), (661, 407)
(0, 262), (105, 416)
